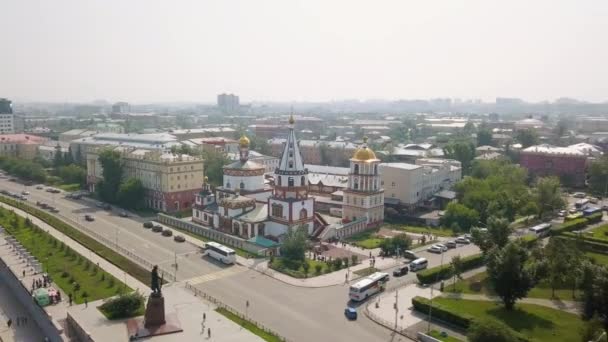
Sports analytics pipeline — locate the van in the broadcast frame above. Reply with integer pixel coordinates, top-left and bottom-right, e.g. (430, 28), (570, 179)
(409, 258), (428, 272)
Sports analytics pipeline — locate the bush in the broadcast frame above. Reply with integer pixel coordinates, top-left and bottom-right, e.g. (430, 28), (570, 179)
(143, 221), (154, 228)
(417, 253), (485, 284)
(314, 264), (323, 275)
(411, 296), (473, 329)
(551, 214), (602, 236)
(98, 292), (145, 320)
(468, 318), (527, 342)
(351, 255), (358, 265)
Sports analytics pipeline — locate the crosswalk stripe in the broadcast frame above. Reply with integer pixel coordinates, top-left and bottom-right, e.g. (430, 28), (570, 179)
(185, 266), (245, 285)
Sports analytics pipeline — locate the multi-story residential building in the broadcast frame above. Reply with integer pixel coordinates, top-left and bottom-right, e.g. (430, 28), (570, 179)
(70, 133), (181, 163)
(386, 143), (445, 163)
(217, 93), (240, 113)
(37, 141), (70, 162)
(0, 134), (48, 160)
(520, 144), (587, 186)
(577, 117), (608, 133)
(250, 124), (289, 139)
(379, 159), (462, 209)
(0, 98), (14, 134)
(111, 102), (130, 114)
(59, 129), (99, 143)
(86, 147), (204, 212)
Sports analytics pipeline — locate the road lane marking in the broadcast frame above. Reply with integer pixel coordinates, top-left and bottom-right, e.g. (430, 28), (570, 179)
(184, 266), (246, 285)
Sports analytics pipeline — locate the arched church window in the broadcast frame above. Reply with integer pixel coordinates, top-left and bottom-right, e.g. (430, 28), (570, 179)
(354, 164), (359, 175)
(240, 181), (245, 189)
(300, 208), (308, 219)
(374, 164), (378, 175)
(288, 177), (294, 187)
(301, 176), (306, 186)
(277, 177), (281, 186)
(226, 181), (231, 188)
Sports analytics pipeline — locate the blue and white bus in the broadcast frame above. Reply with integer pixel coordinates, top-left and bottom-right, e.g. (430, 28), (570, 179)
(529, 223), (552, 237)
(583, 206), (602, 217)
(203, 242), (236, 264)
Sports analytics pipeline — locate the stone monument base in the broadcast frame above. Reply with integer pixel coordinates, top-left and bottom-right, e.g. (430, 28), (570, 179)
(126, 294), (182, 340)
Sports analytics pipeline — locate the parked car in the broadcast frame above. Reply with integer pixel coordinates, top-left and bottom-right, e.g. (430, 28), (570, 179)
(569, 207), (578, 214)
(603, 205), (608, 211)
(589, 197), (599, 204)
(35, 185), (44, 190)
(51, 208), (60, 213)
(558, 210), (567, 217)
(393, 266), (409, 277)
(143, 221), (154, 228)
(19, 195), (27, 200)
(84, 215), (95, 222)
(344, 307), (357, 320)
(161, 229), (173, 237)
(573, 192), (586, 198)
(402, 250), (417, 260)
(21, 190), (29, 195)
(45, 206), (55, 211)
(435, 244), (448, 252)
(9, 178), (16, 182)
(103, 204), (112, 211)
(152, 225), (163, 233)
(119, 211), (129, 217)
(445, 241), (457, 249)
(427, 245), (443, 254)
(455, 237), (470, 244)
(173, 235), (185, 242)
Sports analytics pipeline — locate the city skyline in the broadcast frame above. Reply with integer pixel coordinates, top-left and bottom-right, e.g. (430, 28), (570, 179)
(2, 0), (608, 103)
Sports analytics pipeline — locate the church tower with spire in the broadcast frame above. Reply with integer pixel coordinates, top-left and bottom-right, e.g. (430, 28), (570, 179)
(342, 136), (384, 227)
(267, 115), (315, 236)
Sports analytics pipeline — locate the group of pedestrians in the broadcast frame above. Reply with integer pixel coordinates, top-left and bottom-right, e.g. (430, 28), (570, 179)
(201, 312), (211, 339)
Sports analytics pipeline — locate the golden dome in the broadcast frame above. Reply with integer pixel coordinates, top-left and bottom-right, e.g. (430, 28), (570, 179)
(239, 135), (250, 147)
(352, 146), (377, 161)
(288, 114), (295, 125)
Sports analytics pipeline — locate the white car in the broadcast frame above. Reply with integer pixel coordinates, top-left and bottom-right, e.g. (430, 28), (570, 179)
(435, 244), (448, 252)
(21, 190), (29, 195)
(455, 237), (470, 244)
(558, 210), (566, 217)
(427, 245), (443, 254)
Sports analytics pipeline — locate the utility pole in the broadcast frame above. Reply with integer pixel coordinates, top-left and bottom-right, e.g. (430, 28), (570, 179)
(394, 288), (399, 330)
(174, 252), (177, 281)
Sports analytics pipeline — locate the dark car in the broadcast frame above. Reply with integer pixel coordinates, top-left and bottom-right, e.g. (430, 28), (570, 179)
(174, 235), (185, 242)
(119, 211), (129, 217)
(84, 215), (95, 222)
(143, 221), (154, 228)
(344, 307), (357, 320)
(103, 204), (112, 211)
(393, 266), (409, 277)
(152, 225), (163, 232)
(161, 229), (173, 237)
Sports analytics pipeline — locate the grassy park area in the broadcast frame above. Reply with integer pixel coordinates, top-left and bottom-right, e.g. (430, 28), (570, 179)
(586, 251), (608, 265)
(216, 307), (283, 342)
(1, 207), (130, 304)
(428, 330), (463, 342)
(346, 229), (384, 249)
(434, 298), (584, 342)
(386, 224), (455, 237)
(589, 224), (608, 241)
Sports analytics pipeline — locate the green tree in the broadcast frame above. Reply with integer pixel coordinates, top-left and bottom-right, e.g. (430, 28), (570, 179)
(441, 202), (480, 231)
(544, 238), (570, 298)
(281, 226), (308, 268)
(117, 178), (145, 209)
(588, 157), (608, 196)
(516, 128), (539, 148)
(302, 261), (310, 277)
(450, 255), (463, 290)
(534, 177), (565, 219)
(467, 318), (520, 342)
(379, 234), (412, 256)
(443, 142), (476, 173)
(487, 241), (534, 310)
(476, 128), (493, 146)
(64, 148), (75, 165)
(57, 164), (86, 185)
(582, 263), (608, 333)
(471, 216), (511, 254)
(53, 145), (64, 168)
(96, 149), (123, 203)
(201, 149), (230, 186)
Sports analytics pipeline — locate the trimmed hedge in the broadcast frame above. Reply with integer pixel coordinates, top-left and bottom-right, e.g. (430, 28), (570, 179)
(562, 232), (608, 245)
(551, 212), (603, 236)
(411, 296), (530, 342)
(556, 236), (608, 254)
(0, 196), (151, 286)
(416, 253), (485, 284)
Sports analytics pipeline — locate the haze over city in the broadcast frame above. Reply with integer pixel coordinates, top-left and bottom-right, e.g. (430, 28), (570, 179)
(2, 0), (608, 103)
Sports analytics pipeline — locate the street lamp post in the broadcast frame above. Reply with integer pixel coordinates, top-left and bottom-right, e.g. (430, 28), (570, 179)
(394, 288), (399, 330)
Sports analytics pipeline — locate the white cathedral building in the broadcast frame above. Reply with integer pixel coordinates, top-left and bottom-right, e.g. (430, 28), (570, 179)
(193, 115), (315, 240)
(192, 116), (383, 242)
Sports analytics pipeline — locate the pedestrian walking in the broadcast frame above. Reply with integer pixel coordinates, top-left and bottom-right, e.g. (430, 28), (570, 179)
(22, 269), (25, 277)
(84, 298), (88, 308)
(68, 293), (73, 306)
(203, 312), (206, 321)
(201, 320), (205, 333)
(207, 327), (211, 339)
(7, 318), (11, 328)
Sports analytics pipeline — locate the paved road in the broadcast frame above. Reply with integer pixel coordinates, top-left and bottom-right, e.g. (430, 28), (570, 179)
(0, 178), (480, 342)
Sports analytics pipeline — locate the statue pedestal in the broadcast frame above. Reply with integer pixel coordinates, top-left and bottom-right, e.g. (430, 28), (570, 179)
(144, 294), (166, 327)
(126, 294), (182, 340)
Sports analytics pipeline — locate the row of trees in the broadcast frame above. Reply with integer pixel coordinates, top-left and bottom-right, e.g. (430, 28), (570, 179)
(96, 149), (145, 210)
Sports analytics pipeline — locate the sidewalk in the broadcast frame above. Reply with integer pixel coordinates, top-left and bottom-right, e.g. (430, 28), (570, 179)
(440, 293), (581, 315)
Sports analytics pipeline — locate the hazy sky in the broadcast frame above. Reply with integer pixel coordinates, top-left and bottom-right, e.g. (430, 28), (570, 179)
(2, 0), (607, 103)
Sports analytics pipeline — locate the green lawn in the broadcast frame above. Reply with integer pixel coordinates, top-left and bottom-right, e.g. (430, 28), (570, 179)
(446, 271), (581, 300)
(589, 224), (608, 241)
(1, 209), (130, 304)
(216, 307), (283, 342)
(268, 257), (353, 278)
(586, 251), (608, 265)
(428, 330), (464, 342)
(346, 229), (385, 249)
(434, 298), (584, 342)
(56, 183), (81, 192)
(383, 224), (455, 237)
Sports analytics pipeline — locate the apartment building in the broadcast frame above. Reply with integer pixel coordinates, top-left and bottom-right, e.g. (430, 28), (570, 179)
(0, 134), (48, 160)
(86, 147), (204, 212)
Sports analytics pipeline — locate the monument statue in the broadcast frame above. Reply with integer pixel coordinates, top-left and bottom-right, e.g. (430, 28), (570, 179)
(151, 265), (162, 296)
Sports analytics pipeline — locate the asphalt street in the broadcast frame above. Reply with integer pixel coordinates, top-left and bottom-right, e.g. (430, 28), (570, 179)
(0, 178), (481, 342)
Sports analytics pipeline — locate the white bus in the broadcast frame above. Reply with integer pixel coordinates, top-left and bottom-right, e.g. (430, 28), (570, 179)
(203, 242), (236, 264)
(409, 258), (429, 272)
(349, 272), (389, 301)
(528, 223), (552, 237)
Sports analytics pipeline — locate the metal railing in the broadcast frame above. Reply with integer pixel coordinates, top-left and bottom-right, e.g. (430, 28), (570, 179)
(184, 282), (292, 342)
